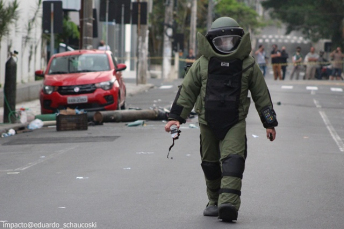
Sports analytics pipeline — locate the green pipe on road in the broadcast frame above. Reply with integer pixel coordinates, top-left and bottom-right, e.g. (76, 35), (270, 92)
(34, 114), (57, 121)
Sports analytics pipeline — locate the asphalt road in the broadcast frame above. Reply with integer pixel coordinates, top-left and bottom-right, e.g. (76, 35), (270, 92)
(1, 77), (344, 229)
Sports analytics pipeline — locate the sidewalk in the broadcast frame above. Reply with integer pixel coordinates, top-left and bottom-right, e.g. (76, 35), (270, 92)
(0, 82), (154, 134)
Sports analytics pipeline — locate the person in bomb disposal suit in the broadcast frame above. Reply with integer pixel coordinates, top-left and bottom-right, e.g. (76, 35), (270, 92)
(164, 17), (278, 222)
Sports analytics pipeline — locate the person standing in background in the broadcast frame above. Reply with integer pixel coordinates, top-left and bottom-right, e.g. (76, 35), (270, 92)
(290, 47), (303, 80)
(280, 46), (289, 80)
(98, 40), (110, 51)
(255, 45), (267, 77)
(185, 48), (196, 66)
(316, 51), (330, 80)
(270, 44), (282, 80)
(305, 47), (319, 80)
(329, 47), (344, 80)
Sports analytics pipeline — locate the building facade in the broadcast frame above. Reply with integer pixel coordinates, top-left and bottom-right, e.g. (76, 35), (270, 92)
(0, 0), (43, 87)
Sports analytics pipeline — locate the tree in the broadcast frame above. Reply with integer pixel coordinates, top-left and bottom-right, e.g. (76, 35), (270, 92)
(148, 0), (262, 63)
(43, 15), (80, 50)
(214, 0), (263, 33)
(262, 0), (344, 48)
(148, 0), (209, 63)
(0, 0), (19, 49)
(148, 0), (165, 64)
(56, 16), (80, 47)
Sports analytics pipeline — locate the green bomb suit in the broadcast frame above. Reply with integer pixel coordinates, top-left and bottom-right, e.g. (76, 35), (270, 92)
(168, 32), (278, 212)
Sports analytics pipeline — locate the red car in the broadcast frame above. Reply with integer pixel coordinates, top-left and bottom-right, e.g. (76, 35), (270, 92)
(35, 50), (127, 114)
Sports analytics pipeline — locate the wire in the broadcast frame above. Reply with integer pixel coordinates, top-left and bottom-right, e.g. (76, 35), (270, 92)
(167, 129), (181, 159)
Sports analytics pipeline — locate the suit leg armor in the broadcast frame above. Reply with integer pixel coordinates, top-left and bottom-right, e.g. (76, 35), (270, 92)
(218, 120), (247, 210)
(200, 121), (247, 209)
(200, 124), (221, 205)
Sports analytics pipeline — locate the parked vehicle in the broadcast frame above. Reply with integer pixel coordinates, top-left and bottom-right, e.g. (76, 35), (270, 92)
(58, 43), (74, 53)
(316, 65), (332, 80)
(35, 49), (127, 114)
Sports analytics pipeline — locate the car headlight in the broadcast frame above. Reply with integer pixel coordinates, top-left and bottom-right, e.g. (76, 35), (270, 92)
(95, 79), (115, 90)
(43, 85), (54, 94)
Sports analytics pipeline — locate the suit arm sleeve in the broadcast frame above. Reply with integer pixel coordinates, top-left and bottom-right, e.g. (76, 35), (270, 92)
(249, 63), (278, 128)
(168, 60), (202, 123)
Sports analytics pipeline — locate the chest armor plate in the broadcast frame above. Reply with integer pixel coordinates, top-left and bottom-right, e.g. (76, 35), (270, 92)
(205, 57), (243, 140)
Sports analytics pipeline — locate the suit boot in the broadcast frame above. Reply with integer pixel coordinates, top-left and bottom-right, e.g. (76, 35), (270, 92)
(203, 204), (218, 217)
(218, 203), (238, 221)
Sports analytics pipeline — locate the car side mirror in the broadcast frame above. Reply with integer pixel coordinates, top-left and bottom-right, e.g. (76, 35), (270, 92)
(35, 70), (44, 77)
(116, 63), (127, 72)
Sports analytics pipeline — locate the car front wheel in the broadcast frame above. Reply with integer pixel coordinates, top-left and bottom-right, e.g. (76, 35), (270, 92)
(120, 88), (126, 110)
(117, 92), (126, 110)
(120, 101), (126, 110)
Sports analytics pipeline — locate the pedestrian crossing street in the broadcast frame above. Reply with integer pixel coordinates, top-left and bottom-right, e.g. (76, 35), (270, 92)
(281, 85), (344, 92)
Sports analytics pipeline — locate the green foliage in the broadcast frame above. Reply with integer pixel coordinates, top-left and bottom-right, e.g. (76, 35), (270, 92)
(60, 17), (80, 40)
(196, 0), (209, 36)
(214, 0), (263, 33)
(0, 0), (19, 43)
(148, 0), (264, 62)
(148, 0), (165, 64)
(24, 0), (42, 47)
(262, 0), (344, 48)
(43, 16), (79, 49)
(148, 0), (209, 64)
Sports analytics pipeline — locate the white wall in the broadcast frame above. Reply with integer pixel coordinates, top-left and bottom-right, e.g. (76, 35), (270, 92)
(61, 0), (80, 10)
(0, 0), (43, 86)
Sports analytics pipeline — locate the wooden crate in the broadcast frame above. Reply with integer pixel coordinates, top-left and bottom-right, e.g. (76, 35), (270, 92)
(56, 113), (88, 131)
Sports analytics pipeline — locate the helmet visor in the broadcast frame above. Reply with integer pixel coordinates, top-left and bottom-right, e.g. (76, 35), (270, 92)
(212, 35), (241, 53)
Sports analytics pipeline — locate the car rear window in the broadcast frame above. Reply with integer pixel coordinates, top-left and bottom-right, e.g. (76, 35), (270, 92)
(49, 54), (110, 74)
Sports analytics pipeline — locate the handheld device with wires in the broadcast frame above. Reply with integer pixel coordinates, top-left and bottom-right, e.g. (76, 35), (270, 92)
(167, 125), (181, 159)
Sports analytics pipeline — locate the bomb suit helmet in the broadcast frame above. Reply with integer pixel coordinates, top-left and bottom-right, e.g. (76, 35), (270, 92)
(206, 17), (244, 54)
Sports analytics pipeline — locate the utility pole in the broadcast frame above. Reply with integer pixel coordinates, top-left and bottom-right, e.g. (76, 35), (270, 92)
(137, 0), (150, 84)
(136, 0), (141, 85)
(189, 0), (197, 53)
(80, 0), (93, 49)
(162, 0), (173, 79)
(207, 0), (214, 31)
(105, 0), (109, 48)
(50, 3), (55, 56)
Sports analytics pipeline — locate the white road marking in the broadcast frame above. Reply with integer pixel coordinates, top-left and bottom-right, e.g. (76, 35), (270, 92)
(159, 85), (173, 89)
(314, 99), (344, 152)
(306, 86), (318, 90)
(14, 146), (78, 171)
(281, 85), (293, 89)
(313, 100), (322, 108)
(76, 177), (89, 179)
(136, 152), (154, 155)
(330, 87), (343, 92)
(0, 169), (15, 172)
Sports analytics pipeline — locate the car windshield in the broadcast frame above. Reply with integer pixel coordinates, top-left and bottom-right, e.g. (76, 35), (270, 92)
(48, 54), (110, 74)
